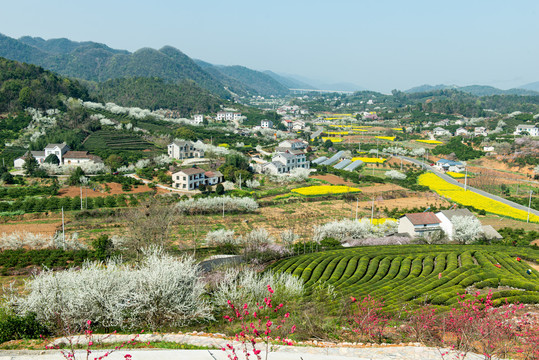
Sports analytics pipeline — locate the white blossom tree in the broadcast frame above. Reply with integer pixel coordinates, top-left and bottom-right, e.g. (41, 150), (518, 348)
(452, 215), (484, 244)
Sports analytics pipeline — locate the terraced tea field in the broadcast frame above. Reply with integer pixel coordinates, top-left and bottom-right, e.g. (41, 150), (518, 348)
(83, 130), (155, 152)
(270, 245), (539, 310)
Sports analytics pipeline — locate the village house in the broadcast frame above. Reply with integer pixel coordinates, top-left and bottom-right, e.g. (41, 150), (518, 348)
(282, 119), (293, 131)
(433, 127), (451, 137)
(292, 120), (306, 131)
(435, 208), (475, 240)
(278, 139), (308, 150)
(455, 127), (469, 136)
(172, 167), (223, 190)
(216, 111), (241, 121)
(254, 150), (310, 175)
(261, 120), (274, 129)
(167, 140), (204, 160)
(192, 114), (204, 125)
(62, 151), (103, 165)
(514, 124), (539, 136)
(14, 143), (69, 168)
(435, 159), (465, 173)
(474, 127), (488, 137)
(398, 212), (442, 238)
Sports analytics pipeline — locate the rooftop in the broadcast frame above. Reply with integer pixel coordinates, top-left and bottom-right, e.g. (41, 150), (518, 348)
(437, 208), (474, 221)
(402, 212), (441, 225)
(177, 167), (206, 175)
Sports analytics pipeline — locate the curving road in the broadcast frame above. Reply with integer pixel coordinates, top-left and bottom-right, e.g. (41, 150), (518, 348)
(397, 156), (539, 217)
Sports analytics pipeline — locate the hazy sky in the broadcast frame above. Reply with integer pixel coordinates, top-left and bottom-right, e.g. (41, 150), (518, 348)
(2, 0), (539, 92)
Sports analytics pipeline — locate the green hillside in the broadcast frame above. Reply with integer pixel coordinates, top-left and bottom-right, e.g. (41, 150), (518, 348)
(270, 245), (539, 310)
(214, 65), (290, 97)
(0, 56), (89, 112)
(93, 77), (223, 115)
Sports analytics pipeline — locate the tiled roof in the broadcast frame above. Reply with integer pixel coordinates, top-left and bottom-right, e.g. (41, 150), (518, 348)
(403, 212), (441, 225)
(63, 151), (91, 159)
(204, 170), (223, 178)
(178, 167), (205, 175)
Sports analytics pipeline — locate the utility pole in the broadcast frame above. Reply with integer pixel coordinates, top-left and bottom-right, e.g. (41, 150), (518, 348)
(80, 186), (83, 210)
(61, 207), (65, 250)
(464, 168), (468, 191)
(372, 164), (375, 176)
(371, 196), (375, 223)
(355, 197), (359, 221)
(222, 198), (225, 219)
(527, 190), (533, 223)
(400, 156), (403, 171)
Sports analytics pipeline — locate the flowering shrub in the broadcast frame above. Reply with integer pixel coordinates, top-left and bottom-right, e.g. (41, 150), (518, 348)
(385, 170), (407, 180)
(245, 179), (261, 189)
(12, 248), (212, 330)
(418, 173), (539, 222)
(451, 215), (484, 244)
(176, 196), (258, 214)
(270, 168), (311, 184)
(313, 219), (396, 243)
(212, 268), (304, 308)
(205, 229), (239, 247)
(0, 231), (85, 250)
(222, 285), (296, 360)
(291, 185), (361, 196)
(348, 295), (389, 343)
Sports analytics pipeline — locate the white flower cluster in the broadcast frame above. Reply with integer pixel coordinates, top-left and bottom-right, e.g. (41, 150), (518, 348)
(313, 218), (398, 243)
(40, 162), (110, 175)
(0, 231), (85, 251)
(385, 170), (407, 180)
(204, 229), (239, 246)
(211, 268), (304, 307)
(193, 140), (231, 155)
(383, 147), (408, 156)
(245, 179), (260, 189)
(12, 249), (212, 330)
(176, 196), (259, 214)
(270, 167), (311, 184)
(23, 108), (59, 142)
(410, 147), (426, 156)
(152, 154), (172, 167)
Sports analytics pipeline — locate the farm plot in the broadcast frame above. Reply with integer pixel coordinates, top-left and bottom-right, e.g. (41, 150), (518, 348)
(83, 130), (155, 152)
(269, 245), (539, 310)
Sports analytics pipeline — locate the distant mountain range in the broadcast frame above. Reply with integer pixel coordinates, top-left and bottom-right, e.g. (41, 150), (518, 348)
(0, 33), (318, 98)
(405, 84), (539, 96)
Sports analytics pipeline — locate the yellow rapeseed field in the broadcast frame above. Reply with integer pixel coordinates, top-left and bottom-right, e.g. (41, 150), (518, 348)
(321, 137), (343, 143)
(292, 185), (362, 196)
(351, 157), (387, 163)
(416, 140), (443, 144)
(418, 173), (539, 223)
(375, 136), (396, 141)
(446, 171), (466, 178)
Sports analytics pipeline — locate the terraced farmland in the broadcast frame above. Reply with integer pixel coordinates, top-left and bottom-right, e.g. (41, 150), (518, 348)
(83, 130), (155, 152)
(269, 245), (539, 310)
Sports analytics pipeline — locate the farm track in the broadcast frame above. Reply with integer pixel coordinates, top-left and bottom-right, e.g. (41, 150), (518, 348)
(270, 245), (539, 308)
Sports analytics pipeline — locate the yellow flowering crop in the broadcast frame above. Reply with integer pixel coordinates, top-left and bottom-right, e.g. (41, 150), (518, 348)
(446, 171), (466, 178)
(321, 137), (343, 143)
(375, 136), (396, 141)
(292, 185), (362, 196)
(218, 143), (229, 148)
(391, 128), (403, 131)
(363, 218), (396, 225)
(415, 140), (443, 144)
(352, 129), (368, 132)
(351, 157), (386, 163)
(325, 131), (350, 135)
(418, 173), (539, 223)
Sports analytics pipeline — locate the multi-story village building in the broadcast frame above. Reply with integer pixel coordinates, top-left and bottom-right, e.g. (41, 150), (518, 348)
(171, 167), (223, 190)
(167, 141), (204, 160)
(216, 111), (242, 121)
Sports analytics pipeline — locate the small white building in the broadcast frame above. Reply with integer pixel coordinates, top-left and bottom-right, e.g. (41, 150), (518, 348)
(192, 114), (204, 125)
(254, 150), (310, 175)
(483, 146), (494, 152)
(455, 128), (469, 136)
(63, 151), (102, 165)
(261, 120), (274, 129)
(45, 143), (70, 164)
(514, 124), (539, 136)
(216, 111), (241, 121)
(436, 159), (465, 173)
(433, 127), (451, 136)
(278, 139), (307, 150)
(474, 127), (488, 137)
(167, 141), (204, 160)
(398, 212), (442, 238)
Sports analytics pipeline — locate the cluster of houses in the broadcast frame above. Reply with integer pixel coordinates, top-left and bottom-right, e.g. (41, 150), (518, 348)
(252, 139), (310, 175)
(14, 143), (102, 168)
(397, 209), (501, 240)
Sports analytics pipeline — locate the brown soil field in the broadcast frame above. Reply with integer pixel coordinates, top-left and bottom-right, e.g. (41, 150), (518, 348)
(359, 183), (406, 193)
(311, 174), (356, 186)
(472, 158), (535, 177)
(58, 183), (158, 198)
(0, 221), (60, 236)
(525, 260), (539, 272)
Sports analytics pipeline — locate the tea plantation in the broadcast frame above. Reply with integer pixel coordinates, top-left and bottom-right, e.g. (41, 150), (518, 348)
(269, 245), (539, 310)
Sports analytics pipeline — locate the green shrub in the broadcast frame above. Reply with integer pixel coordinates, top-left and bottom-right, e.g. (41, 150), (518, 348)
(0, 312), (50, 344)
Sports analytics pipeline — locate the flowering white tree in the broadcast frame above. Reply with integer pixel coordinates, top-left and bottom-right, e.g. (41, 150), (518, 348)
(385, 170), (407, 180)
(410, 148), (426, 157)
(11, 248), (212, 330)
(245, 179), (261, 189)
(176, 196), (258, 214)
(452, 215), (484, 244)
(313, 219), (397, 244)
(204, 229), (238, 247)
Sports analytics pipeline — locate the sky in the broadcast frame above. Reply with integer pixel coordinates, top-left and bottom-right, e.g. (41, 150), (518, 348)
(2, 0), (539, 93)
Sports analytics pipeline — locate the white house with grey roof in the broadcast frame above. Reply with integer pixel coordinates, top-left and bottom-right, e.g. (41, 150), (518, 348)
(254, 150), (310, 175)
(14, 143), (71, 168)
(167, 140), (204, 160)
(514, 124), (538, 136)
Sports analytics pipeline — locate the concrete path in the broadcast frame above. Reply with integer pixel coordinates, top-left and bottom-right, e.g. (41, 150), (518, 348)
(397, 155), (539, 216)
(125, 173), (193, 195)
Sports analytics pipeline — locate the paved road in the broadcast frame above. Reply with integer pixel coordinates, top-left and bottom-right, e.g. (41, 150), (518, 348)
(397, 156), (539, 217)
(311, 128), (323, 139)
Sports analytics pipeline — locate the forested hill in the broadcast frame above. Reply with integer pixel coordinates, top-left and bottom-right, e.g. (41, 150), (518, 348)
(93, 77), (223, 116)
(405, 83), (539, 96)
(0, 57), (89, 112)
(0, 34), (230, 98)
(0, 34), (297, 98)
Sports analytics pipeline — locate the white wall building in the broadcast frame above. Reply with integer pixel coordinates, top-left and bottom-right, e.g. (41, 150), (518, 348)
(278, 139), (307, 150)
(192, 114), (204, 125)
(514, 124), (539, 136)
(216, 111), (242, 121)
(261, 120), (274, 129)
(398, 212), (442, 238)
(172, 167), (223, 190)
(435, 209), (475, 240)
(168, 141), (204, 160)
